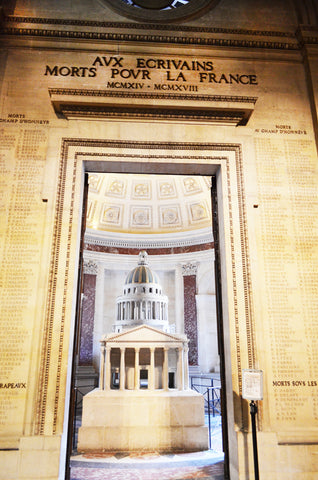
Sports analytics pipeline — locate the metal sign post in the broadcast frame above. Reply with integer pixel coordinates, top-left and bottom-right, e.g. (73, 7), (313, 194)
(250, 399), (259, 480)
(242, 369), (263, 480)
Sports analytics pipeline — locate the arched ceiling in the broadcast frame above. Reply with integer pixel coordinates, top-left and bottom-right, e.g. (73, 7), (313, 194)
(86, 173), (212, 235)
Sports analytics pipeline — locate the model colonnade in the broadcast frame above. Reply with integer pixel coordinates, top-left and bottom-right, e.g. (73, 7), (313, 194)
(99, 338), (190, 391)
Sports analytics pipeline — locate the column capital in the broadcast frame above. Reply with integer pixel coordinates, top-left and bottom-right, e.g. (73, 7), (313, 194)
(83, 259), (98, 275)
(181, 262), (198, 276)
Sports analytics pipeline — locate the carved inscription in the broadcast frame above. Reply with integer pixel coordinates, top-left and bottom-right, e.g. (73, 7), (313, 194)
(0, 127), (47, 437)
(255, 137), (318, 427)
(44, 55), (258, 92)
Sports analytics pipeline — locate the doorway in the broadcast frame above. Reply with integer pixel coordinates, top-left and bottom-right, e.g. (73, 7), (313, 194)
(67, 171), (228, 478)
(37, 138), (254, 480)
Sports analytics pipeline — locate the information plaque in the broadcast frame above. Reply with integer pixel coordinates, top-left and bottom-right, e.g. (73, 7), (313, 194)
(242, 369), (263, 401)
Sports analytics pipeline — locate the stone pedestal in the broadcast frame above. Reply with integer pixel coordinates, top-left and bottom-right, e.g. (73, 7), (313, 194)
(78, 388), (209, 453)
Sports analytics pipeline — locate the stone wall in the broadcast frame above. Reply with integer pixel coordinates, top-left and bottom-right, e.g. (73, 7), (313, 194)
(0, 1), (318, 479)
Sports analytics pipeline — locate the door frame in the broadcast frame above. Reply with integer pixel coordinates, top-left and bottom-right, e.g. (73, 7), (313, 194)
(37, 139), (254, 480)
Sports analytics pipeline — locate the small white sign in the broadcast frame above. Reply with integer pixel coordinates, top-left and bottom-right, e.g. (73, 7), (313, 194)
(242, 369), (263, 401)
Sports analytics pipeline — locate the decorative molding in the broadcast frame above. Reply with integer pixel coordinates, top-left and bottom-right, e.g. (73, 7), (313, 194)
(35, 141), (77, 435)
(84, 243), (214, 257)
(58, 105), (248, 124)
(1, 24), (299, 50)
(297, 25), (318, 45)
(49, 88), (257, 103)
(49, 89), (257, 126)
(3, 15), (295, 37)
(159, 205), (181, 228)
(100, 204), (122, 227)
(84, 227), (213, 249)
(130, 205), (152, 228)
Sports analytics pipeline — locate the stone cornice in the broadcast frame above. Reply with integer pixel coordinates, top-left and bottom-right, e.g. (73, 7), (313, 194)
(85, 228), (214, 250)
(1, 15), (300, 50)
(84, 243), (214, 256)
(54, 104), (248, 124)
(3, 15), (294, 37)
(296, 25), (318, 46)
(49, 88), (257, 104)
(49, 89), (256, 125)
(1, 27), (298, 50)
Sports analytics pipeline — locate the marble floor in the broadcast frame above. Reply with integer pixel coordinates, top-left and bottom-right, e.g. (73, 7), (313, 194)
(70, 450), (224, 480)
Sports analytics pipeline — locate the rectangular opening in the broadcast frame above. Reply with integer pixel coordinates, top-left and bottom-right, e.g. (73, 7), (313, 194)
(67, 167), (229, 478)
(140, 369), (148, 389)
(168, 372), (175, 389)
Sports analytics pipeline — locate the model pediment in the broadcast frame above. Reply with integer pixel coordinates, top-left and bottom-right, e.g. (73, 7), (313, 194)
(103, 324), (186, 344)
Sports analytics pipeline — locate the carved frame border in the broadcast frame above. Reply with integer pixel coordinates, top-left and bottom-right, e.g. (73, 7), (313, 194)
(35, 139), (256, 435)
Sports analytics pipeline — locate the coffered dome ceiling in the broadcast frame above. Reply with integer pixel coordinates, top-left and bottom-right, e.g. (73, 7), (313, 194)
(86, 173), (212, 235)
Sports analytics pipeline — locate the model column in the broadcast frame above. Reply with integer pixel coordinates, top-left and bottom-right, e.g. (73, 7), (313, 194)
(163, 347), (169, 391)
(149, 347), (155, 390)
(183, 344), (189, 390)
(177, 346), (184, 390)
(99, 341), (106, 390)
(134, 348), (140, 390)
(105, 345), (111, 390)
(119, 347), (126, 390)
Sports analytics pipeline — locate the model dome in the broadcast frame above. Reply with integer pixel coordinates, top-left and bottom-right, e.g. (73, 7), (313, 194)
(113, 251), (174, 333)
(125, 251), (160, 285)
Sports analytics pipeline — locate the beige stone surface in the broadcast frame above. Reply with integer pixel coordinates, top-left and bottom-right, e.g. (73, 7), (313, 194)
(78, 389), (208, 452)
(10, 436), (61, 480)
(236, 431), (318, 480)
(0, 1), (318, 478)
(0, 451), (19, 480)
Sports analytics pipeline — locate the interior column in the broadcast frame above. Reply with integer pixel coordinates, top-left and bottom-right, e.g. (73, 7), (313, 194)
(79, 260), (98, 366)
(182, 262), (199, 367)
